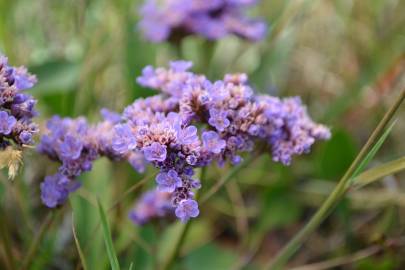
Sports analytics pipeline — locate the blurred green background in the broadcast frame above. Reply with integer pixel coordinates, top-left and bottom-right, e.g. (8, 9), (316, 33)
(0, 0), (404, 269)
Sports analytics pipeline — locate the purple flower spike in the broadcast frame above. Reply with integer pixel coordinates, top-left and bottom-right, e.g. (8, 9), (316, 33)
(143, 142), (167, 162)
(208, 108), (230, 132)
(175, 199), (200, 222)
(202, 131), (226, 154)
(0, 111), (16, 135)
(60, 135), (83, 160)
(156, 169), (182, 192)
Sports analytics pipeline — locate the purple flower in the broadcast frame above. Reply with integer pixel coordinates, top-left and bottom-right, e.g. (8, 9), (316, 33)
(12, 67), (37, 90)
(175, 199), (200, 222)
(19, 130), (33, 144)
(60, 135), (83, 160)
(129, 189), (173, 225)
(208, 108), (230, 132)
(112, 124), (137, 154)
(40, 174), (80, 208)
(156, 169), (182, 192)
(138, 0), (267, 42)
(0, 111), (16, 135)
(202, 131), (226, 154)
(143, 142), (167, 162)
(177, 125), (199, 145)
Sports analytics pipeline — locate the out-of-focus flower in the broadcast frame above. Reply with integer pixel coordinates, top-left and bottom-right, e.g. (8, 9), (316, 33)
(129, 189), (173, 225)
(138, 0), (267, 43)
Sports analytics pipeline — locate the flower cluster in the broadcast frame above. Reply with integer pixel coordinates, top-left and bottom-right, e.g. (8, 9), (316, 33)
(0, 54), (38, 149)
(139, 0), (267, 42)
(123, 61), (330, 222)
(129, 189), (173, 225)
(38, 61), (330, 223)
(38, 110), (132, 207)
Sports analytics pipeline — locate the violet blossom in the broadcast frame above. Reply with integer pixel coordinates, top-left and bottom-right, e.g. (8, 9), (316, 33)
(138, 0), (267, 43)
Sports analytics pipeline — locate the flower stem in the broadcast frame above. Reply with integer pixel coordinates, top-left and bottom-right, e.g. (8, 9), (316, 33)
(161, 154), (258, 270)
(263, 89), (405, 270)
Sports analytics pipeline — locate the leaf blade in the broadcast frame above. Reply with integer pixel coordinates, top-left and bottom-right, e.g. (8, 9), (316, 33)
(72, 213), (89, 270)
(97, 198), (120, 270)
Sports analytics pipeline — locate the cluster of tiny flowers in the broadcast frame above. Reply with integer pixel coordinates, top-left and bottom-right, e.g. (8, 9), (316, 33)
(0, 54), (38, 149)
(118, 60), (330, 222)
(129, 189), (173, 225)
(38, 61), (330, 223)
(139, 0), (267, 42)
(37, 109), (133, 208)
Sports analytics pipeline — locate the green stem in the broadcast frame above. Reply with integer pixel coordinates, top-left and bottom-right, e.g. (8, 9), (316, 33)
(264, 89), (405, 270)
(20, 212), (56, 270)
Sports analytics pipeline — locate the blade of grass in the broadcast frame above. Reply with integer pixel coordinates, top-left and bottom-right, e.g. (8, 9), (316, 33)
(72, 214), (89, 270)
(264, 89), (405, 270)
(348, 120), (397, 185)
(128, 262), (134, 270)
(97, 198), (120, 270)
(353, 156), (405, 189)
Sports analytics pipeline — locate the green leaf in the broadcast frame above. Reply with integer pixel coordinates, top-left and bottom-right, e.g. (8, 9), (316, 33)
(353, 156), (405, 189)
(184, 243), (238, 270)
(72, 214), (89, 270)
(30, 59), (80, 95)
(318, 129), (357, 180)
(97, 198), (120, 270)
